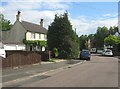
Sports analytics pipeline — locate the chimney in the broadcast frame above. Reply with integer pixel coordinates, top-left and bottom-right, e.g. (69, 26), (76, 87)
(40, 19), (43, 27)
(16, 11), (21, 21)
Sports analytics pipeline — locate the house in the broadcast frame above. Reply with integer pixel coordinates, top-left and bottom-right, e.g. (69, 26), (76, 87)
(108, 26), (119, 37)
(113, 29), (120, 37)
(87, 39), (91, 50)
(2, 11), (47, 51)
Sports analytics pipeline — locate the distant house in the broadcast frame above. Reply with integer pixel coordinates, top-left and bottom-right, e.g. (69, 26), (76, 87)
(108, 27), (120, 37)
(119, 24), (120, 37)
(113, 30), (120, 37)
(88, 39), (91, 50)
(2, 11), (47, 51)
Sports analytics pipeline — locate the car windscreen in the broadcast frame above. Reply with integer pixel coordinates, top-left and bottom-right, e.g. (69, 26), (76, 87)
(82, 51), (89, 54)
(106, 50), (111, 52)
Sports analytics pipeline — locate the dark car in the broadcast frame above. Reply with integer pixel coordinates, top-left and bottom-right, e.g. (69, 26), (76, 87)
(80, 50), (91, 61)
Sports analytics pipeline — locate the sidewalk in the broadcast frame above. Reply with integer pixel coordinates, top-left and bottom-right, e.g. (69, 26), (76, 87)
(2, 59), (84, 85)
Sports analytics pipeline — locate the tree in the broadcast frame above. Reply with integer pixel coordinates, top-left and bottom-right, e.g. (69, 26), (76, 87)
(109, 26), (118, 35)
(79, 35), (88, 50)
(104, 35), (120, 53)
(87, 34), (95, 48)
(88, 34), (94, 39)
(104, 35), (120, 46)
(47, 12), (79, 59)
(0, 14), (12, 31)
(94, 26), (109, 48)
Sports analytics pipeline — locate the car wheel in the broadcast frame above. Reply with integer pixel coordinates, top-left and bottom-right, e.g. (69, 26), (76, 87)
(87, 58), (90, 61)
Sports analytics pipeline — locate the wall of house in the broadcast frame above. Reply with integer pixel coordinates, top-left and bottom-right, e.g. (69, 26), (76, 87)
(26, 32), (47, 41)
(5, 21), (27, 44)
(40, 34), (47, 41)
(26, 45), (45, 51)
(25, 32), (47, 51)
(4, 44), (25, 50)
(0, 42), (3, 48)
(114, 32), (119, 37)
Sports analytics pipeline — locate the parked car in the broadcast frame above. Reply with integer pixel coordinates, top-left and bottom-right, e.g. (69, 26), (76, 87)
(97, 50), (103, 54)
(80, 49), (91, 61)
(90, 48), (97, 53)
(0, 49), (6, 58)
(102, 49), (113, 56)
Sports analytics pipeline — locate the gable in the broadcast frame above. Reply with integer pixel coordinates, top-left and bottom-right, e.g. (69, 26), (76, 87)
(3, 21), (27, 44)
(114, 32), (119, 37)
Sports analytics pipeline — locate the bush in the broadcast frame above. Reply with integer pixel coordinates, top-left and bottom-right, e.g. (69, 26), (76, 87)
(53, 48), (59, 58)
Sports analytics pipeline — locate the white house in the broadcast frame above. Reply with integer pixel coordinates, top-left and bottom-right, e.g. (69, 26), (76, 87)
(2, 11), (47, 51)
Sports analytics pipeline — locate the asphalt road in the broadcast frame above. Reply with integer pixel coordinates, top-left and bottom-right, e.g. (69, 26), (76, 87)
(3, 54), (118, 87)
(2, 59), (82, 87)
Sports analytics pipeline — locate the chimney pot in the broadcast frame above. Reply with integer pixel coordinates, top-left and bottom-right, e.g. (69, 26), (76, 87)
(16, 11), (21, 21)
(41, 19), (43, 21)
(18, 11), (21, 15)
(40, 19), (43, 27)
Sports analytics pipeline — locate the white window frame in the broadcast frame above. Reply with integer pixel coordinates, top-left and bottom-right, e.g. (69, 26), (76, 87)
(31, 33), (35, 39)
(44, 34), (47, 40)
(39, 34), (41, 39)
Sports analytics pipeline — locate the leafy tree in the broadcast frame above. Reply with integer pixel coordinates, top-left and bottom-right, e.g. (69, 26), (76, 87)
(94, 26), (109, 48)
(104, 35), (120, 53)
(47, 12), (79, 59)
(104, 35), (120, 46)
(53, 48), (59, 58)
(88, 34), (94, 39)
(79, 35), (88, 50)
(0, 14), (12, 31)
(109, 26), (118, 35)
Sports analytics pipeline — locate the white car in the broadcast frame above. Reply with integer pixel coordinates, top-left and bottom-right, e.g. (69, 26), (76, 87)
(0, 49), (6, 58)
(102, 49), (113, 56)
(90, 48), (97, 53)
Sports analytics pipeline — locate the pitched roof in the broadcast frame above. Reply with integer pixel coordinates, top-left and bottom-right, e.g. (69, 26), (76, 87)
(108, 27), (118, 35)
(21, 21), (47, 34)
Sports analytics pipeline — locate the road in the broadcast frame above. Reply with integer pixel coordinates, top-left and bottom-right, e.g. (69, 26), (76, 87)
(2, 54), (118, 87)
(2, 59), (82, 87)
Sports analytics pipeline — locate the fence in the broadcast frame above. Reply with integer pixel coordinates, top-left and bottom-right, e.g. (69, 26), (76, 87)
(2, 51), (41, 69)
(40, 51), (50, 61)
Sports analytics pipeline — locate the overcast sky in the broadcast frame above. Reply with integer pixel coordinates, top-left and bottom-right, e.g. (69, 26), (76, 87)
(0, 0), (119, 36)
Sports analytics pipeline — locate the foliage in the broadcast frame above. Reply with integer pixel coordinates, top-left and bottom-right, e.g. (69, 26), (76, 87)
(47, 12), (79, 59)
(23, 39), (47, 47)
(48, 59), (56, 62)
(88, 34), (94, 39)
(79, 26), (119, 50)
(53, 48), (59, 58)
(109, 26), (118, 35)
(0, 14), (12, 31)
(79, 35), (88, 50)
(94, 26), (109, 48)
(104, 35), (120, 46)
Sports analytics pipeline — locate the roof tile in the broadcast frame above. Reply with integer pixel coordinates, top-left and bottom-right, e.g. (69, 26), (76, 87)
(21, 21), (47, 34)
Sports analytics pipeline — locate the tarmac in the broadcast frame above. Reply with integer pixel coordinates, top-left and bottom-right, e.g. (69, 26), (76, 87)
(2, 59), (85, 87)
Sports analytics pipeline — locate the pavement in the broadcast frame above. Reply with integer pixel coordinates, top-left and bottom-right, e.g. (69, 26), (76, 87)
(2, 59), (85, 87)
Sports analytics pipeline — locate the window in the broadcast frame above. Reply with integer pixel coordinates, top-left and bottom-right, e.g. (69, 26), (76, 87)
(39, 34), (41, 39)
(44, 35), (47, 39)
(31, 33), (35, 39)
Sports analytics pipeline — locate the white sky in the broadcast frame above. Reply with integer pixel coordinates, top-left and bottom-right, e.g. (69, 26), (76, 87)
(0, 1), (119, 36)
